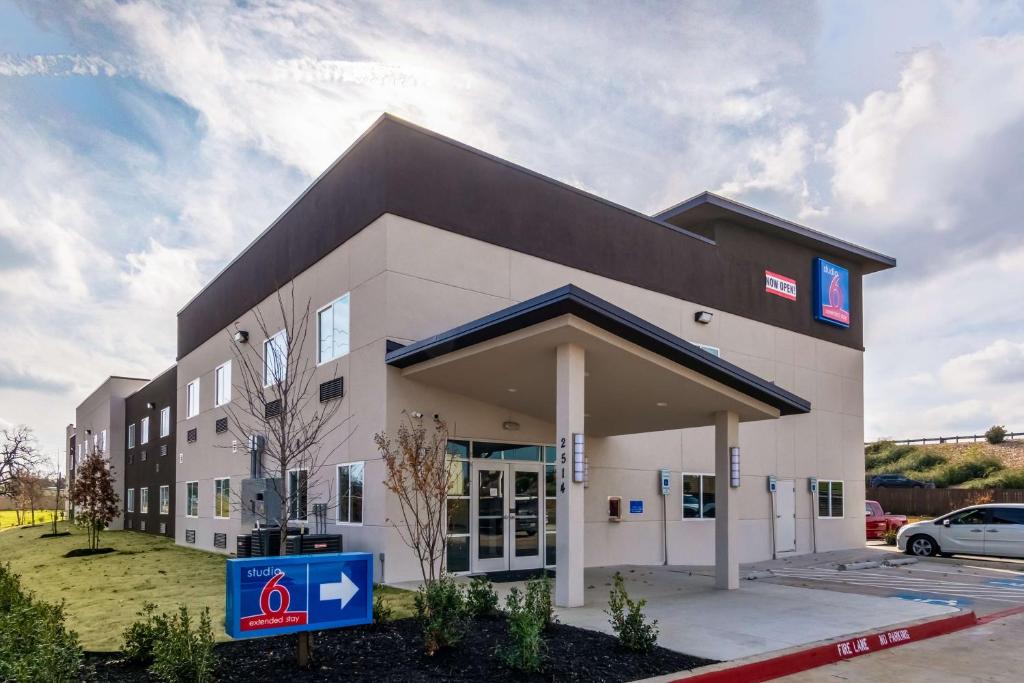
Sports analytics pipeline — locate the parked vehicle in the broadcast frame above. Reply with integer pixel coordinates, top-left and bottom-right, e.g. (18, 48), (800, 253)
(865, 500), (907, 539)
(869, 473), (932, 488)
(897, 504), (1024, 558)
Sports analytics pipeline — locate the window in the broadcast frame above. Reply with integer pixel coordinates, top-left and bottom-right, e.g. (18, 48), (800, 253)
(682, 473), (716, 519)
(288, 469), (308, 520)
(127, 488), (135, 513)
(214, 478), (230, 518)
(140, 486), (149, 514)
(264, 331), (287, 386)
(186, 481), (199, 517)
(215, 362), (231, 406)
(100, 429), (107, 453)
(128, 423), (136, 449)
(159, 485), (170, 515)
(949, 508), (988, 525)
(990, 507), (1024, 525)
(160, 407), (171, 437)
(140, 417), (150, 445)
(692, 343), (721, 357)
(818, 480), (844, 518)
(186, 379), (200, 418)
(337, 462), (364, 524)
(446, 441), (471, 573)
(317, 293), (351, 364)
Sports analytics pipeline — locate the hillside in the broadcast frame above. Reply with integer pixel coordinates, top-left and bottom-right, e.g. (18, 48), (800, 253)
(865, 439), (1024, 489)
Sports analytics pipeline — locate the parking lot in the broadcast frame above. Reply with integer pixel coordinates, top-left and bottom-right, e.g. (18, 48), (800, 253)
(756, 546), (1024, 617)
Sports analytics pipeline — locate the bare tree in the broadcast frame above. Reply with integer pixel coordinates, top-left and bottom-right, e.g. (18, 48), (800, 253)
(69, 450), (119, 550)
(223, 285), (350, 557)
(51, 462), (65, 536)
(376, 413), (456, 585)
(0, 425), (41, 499)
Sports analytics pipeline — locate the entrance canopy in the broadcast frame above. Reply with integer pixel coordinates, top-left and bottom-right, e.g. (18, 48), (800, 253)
(386, 286), (809, 437)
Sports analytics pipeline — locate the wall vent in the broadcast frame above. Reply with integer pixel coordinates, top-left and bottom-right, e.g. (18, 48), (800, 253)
(319, 377), (345, 403)
(140, 450), (147, 462)
(140, 520), (147, 531)
(213, 532), (227, 549)
(264, 399), (283, 419)
(159, 522), (166, 534)
(215, 417), (228, 434)
(187, 428), (197, 443)
(160, 444), (167, 457)
(185, 529), (196, 544)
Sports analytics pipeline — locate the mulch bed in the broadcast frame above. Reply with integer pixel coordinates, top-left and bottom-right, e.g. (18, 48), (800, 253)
(64, 547), (116, 558)
(83, 616), (715, 682)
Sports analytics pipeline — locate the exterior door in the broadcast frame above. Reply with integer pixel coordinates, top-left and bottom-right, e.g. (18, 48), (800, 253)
(474, 465), (508, 572)
(941, 507), (988, 554)
(509, 464), (544, 570)
(774, 479), (796, 553)
(983, 507), (1024, 558)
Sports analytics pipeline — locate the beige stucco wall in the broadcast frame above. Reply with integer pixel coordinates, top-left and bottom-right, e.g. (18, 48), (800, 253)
(175, 212), (866, 584)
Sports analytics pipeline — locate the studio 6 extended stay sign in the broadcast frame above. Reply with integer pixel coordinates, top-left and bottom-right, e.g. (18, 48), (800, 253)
(765, 270), (797, 300)
(225, 552), (373, 639)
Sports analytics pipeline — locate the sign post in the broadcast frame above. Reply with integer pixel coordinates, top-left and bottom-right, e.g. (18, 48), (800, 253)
(225, 552), (373, 664)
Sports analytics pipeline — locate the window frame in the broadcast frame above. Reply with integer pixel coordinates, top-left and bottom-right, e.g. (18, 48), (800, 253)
(316, 293), (351, 365)
(127, 487), (135, 513)
(336, 461), (365, 525)
(682, 472), (716, 520)
(214, 477), (231, 519)
(185, 481), (199, 518)
(140, 486), (149, 514)
(817, 479), (845, 519)
(186, 378), (200, 419)
(264, 330), (288, 387)
(127, 423), (136, 449)
(214, 361), (232, 407)
(140, 417), (150, 445)
(159, 485), (170, 515)
(287, 468), (308, 521)
(160, 407), (171, 438)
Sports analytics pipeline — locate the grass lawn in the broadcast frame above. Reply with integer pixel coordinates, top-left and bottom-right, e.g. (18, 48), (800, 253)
(0, 509), (59, 528)
(0, 522), (416, 652)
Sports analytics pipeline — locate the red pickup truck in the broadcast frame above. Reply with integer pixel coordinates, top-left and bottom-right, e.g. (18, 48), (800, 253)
(865, 500), (907, 539)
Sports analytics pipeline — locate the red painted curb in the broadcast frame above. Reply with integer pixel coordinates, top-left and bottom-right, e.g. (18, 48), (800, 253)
(976, 604), (1024, 625)
(670, 611), (978, 683)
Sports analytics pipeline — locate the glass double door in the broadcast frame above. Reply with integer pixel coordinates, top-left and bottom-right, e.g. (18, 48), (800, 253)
(472, 462), (544, 572)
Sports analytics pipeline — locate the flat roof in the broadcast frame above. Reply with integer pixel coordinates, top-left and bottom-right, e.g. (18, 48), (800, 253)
(386, 285), (811, 417)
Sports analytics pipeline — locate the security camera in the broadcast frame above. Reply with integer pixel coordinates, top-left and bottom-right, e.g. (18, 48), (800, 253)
(410, 411), (424, 419)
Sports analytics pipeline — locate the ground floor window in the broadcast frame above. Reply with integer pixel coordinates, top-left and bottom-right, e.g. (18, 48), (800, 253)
(288, 469), (308, 521)
(446, 441), (470, 573)
(127, 488), (134, 513)
(140, 486), (149, 514)
(337, 462), (364, 524)
(186, 481), (198, 517)
(159, 485), (170, 515)
(682, 473), (715, 519)
(215, 478), (230, 519)
(818, 479), (844, 518)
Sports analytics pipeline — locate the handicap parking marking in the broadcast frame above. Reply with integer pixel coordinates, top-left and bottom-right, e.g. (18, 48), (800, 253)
(891, 592), (972, 608)
(986, 579), (1024, 589)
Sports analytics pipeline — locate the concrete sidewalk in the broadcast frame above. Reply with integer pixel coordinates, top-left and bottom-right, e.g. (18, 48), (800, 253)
(553, 565), (956, 661)
(775, 611), (1024, 682)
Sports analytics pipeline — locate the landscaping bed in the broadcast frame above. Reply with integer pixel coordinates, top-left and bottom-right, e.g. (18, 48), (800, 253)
(83, 616), (715, 682)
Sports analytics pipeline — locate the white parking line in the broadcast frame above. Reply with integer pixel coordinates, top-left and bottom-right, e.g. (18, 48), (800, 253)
(768, 567), (1024, 604)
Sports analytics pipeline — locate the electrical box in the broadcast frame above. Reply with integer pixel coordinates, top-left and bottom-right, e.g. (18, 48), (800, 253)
(659, 468), (671, 496)
(808, 477), (818, 493)
(768, 475), (777, 493)
(608, 496), (622, 522)
(240, 477), (282, 528)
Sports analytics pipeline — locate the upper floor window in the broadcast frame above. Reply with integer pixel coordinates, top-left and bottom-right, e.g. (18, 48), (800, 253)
(215, 362), (232, 406)
(317, 293), (351, 364)
(100, 429), (107, 453)
(140, 417), (150, 445)
(264, 330), (287, 386)
(127, 423), (136, 449)
(160, 407), (171, 438)
(186, 379), (200, 418)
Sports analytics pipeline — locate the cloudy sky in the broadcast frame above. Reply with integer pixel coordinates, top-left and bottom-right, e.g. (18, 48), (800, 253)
(2, 0), (1023, 463)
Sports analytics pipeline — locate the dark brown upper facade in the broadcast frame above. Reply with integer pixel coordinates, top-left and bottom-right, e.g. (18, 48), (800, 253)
(123, 365), (177, 537)
(178, 114), (895, 358)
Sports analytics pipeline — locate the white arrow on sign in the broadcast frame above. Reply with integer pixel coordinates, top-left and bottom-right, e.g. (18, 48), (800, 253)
(319, 572), (360, 609)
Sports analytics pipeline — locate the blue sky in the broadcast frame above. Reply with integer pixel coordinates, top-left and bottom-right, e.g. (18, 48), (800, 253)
(2, 0), (1024, 462)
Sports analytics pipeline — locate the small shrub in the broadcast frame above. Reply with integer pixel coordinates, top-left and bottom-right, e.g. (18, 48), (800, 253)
(122, 602), (169, 665)
(414, 574), (467, 655)
(0, 563), (82, 682)
(465, 575), (499, 617)
(498, 587), (545, 672)
(882, 529), (898, 545)
(865, 444), (918, 472)
(865, 439), (896, 456)
(986, 425), (1007, 445)
(926, 453), (1003, 488)
(524, 575), (556, 629)
(373, 585), (394, 624)
(605, 572), (659, 653)
(149, 606), (217, 683)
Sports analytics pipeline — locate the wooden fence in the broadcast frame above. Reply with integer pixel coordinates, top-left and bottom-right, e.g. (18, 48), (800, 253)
(867, 487), (1024, 517)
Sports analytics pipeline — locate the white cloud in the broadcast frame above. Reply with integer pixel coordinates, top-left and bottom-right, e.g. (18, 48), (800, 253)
(941, 340), (1024, 388)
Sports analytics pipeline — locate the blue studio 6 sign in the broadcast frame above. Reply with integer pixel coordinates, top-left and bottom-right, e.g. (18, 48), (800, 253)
(813, 258), (850, 328)
(225, 552), (373, 639)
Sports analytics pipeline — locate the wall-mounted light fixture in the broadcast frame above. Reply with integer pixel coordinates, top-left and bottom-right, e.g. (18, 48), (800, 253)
(729, 446), (741, 488)
(146, 401), (156, 410)
(85, 429), (92, 435)
(502, 421), (520, 431)
(233, 330), (249, 344)
(694, 310), (714, 324)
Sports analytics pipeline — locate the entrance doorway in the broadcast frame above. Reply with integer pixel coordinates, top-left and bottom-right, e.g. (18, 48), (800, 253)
(774, 479), (796, 553)
(473, 462), (544, 572)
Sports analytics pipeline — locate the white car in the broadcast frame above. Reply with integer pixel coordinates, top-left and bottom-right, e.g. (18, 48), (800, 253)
(897, 504), (1024, 558)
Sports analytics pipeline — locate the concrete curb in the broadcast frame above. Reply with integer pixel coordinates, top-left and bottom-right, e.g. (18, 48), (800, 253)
(836, 560), (880, 571)
(882, 557), (918, 567)
(645, 610), (978, 683)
